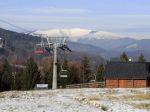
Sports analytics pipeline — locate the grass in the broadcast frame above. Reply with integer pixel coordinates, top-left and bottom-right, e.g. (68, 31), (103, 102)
(87, 95), (100, 101)
(104, 90), (150, 110)
(103, 90), (150, 101)
(133, 103), (150, 110)
(0, 92), (5, 98)
(9, 93), (19, 98)
(0, 94), (4, 98)
(120, 93), (150, 101)
(0, 91), (20, 99)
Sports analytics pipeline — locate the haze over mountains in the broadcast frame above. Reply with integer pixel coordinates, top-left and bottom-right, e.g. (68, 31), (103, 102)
(35, 28), (150, 57)
(34, 28), (123, 41)
(0, 28), (106, 66)
(1, 27), (150, 63)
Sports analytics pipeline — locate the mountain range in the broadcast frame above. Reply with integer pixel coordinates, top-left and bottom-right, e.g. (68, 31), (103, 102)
(0, 28), (106, 67)
(0, 28), (150, 64)
(34, 28), (150, 60)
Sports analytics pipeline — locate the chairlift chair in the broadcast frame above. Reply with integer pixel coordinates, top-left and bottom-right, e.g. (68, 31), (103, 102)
(35, 45), (45, 54)
(34, 35), (47, 54)
(59, 62), (68, 78)
(0, 38), (5, 48)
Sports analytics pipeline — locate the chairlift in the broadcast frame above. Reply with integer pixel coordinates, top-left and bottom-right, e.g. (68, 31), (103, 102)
(35, 45), (53, 54)
(59, 45), (71, 53)
(35, 49), (44, 53)
(61, 69), (67, 72)
(35, 35), (46, 54)
(45, 47), (52, 53)
(0, 38), (5, 48)
(59, 62), (68, 78)
(35, 46), (45, 54)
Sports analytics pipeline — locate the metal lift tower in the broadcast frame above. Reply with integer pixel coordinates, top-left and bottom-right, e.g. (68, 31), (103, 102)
(36, 36), (70, 89)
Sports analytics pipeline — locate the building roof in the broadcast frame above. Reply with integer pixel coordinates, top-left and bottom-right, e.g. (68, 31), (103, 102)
(104, 62), (150, 79)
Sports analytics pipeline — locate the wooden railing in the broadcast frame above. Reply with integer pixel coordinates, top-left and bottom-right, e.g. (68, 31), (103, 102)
(65, 82), (104, 89)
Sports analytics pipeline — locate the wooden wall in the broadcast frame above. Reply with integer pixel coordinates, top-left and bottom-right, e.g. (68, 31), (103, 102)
(105, 80), (118, 88)
(105, 79), (147, 88)
(134, 80), (147, 88)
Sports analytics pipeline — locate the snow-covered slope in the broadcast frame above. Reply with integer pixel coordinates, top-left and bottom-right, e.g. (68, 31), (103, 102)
(126, 44), (138, 49)
(33, 28), (136, 50)
(34, 28), (122, 41)
(0, 88), (150, 112)
(117, 39), (150, 52)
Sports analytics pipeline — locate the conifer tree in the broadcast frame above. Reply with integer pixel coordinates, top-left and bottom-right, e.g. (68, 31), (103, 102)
(0, 71), (1, 91)
(69, 62), (81, 84)
(120, 52), (129, 62)
(138, 53), (146, 62)
(0, 59), (12, 91)
(23, 58), (41, 89)
(44, 64), (53, 88)
(14, 69), (24, 90)
(81, 56), (91, 83)
(96, 64), (104, 82)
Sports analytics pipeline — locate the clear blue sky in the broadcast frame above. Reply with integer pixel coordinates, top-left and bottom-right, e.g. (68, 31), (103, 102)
(0, 0), (150, 39)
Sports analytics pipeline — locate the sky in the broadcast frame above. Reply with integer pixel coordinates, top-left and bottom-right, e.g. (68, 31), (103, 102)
(0, 0), (150, 39)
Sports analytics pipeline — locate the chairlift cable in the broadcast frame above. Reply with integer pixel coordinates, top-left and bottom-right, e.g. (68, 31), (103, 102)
(0, 19), (32, 33)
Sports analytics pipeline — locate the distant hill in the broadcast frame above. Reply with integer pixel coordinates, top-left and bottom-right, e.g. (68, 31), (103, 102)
(0, 28), (41, 59)
(116, 39), (150, 52)
(1, 27), (150, 63)
(78, 38), (136, 50)
(76, 35), (150, 60)
(0, 28), (106, 66)
(33, 28), (150, 61)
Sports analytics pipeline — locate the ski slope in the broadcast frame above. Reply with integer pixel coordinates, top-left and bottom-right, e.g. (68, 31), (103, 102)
(0, 88), (150, 112)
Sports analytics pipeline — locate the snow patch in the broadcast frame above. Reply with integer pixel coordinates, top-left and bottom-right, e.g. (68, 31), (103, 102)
(33, 28), (123, 42)
(126, 44), (138, 49)
(0, 88), (149, 112)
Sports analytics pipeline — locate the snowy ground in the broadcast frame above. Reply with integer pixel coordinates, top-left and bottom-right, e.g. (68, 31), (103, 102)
(0, 88), (150, 112)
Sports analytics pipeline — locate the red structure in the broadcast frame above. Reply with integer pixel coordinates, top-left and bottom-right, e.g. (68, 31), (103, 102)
(35, 49), (44, 53)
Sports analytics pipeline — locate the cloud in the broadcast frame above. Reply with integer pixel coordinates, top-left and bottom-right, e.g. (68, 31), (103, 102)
(1, 6), (150, 40)
(30, 7), (89, 14)
(0, 6), (90, 30)
(0, 7), (89, 15)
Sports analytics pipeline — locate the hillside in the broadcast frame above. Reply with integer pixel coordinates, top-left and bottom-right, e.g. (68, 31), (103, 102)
(1, 27), (150, 63)
(0, 28), (106, 65)
(0, 28), (40, 58)
(33, 28), (150, 61)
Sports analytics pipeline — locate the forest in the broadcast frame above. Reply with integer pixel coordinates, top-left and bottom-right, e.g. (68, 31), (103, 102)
(0, 56), (104, 91)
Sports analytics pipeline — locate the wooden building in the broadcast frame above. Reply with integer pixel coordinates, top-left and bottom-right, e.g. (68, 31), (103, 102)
(104, 62), (150, 88)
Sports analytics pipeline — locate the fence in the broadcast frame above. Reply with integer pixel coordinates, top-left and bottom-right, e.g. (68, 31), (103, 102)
(65, 82), (104, 89)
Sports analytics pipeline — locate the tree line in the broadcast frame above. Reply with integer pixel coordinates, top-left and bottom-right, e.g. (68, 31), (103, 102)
(0, 52), (146, 91)
(0, 56), (104, 92)
(120, 52), (146, 62)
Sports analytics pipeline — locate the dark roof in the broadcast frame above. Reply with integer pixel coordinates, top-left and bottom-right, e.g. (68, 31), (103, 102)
(104, 62), (150, 79)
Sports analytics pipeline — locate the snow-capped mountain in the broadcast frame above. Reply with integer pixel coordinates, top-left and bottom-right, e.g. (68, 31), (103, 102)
(1, 27), (150, 61)
(33, 28), (150, 60)
(34, 28), (90, 41)
(33, 28), (123, 41)
(33, 28), (140, 50)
